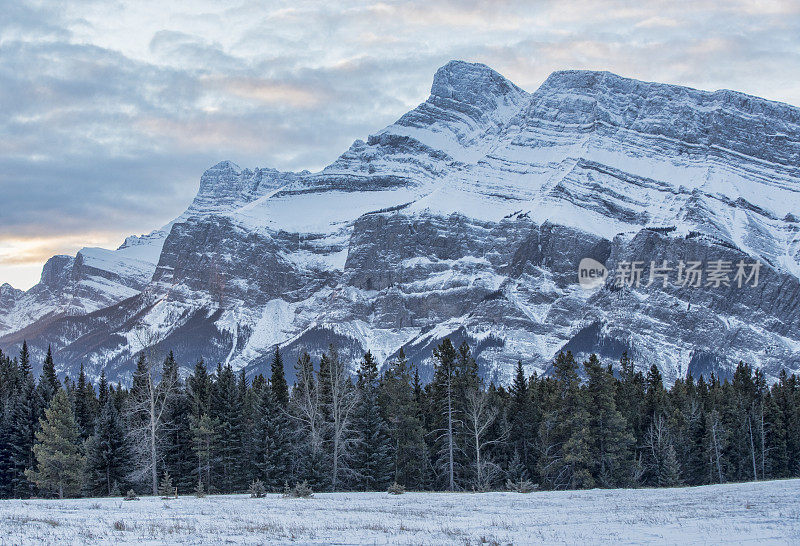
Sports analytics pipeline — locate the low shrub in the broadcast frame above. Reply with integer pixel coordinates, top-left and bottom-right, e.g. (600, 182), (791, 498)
(505, 478), (538, 493)
(249, 479), (267, 498)
(283, 480), (313, 498)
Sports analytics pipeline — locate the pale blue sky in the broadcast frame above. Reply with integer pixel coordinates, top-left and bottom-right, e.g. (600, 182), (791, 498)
(2, 0), (799, 289)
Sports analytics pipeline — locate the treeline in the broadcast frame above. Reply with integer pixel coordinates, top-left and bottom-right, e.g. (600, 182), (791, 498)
(0, 339), (799, 498)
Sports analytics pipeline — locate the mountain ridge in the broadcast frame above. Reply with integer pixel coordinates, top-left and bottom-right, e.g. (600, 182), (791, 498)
(2, 61), (799, 385)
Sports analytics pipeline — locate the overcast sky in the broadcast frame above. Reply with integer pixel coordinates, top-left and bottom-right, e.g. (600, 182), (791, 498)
(2, 0), (799, 289)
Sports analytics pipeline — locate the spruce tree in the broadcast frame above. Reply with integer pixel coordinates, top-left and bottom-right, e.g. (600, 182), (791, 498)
(270, 347), (289, 407)
(659, 444), (681, 487)
(86, 399), (131, 496)
(430, 338), (459, 491)
(353, 351), (392, 490)
(765, 378), (789, 477)
(8, 372), (41, 498)
(19, 341), (31, 377)
(26, 389), (85, 498)
(684, 405), (710, 485)
(210, 363), (244, 493)
(616, 352), (645, 448)
(239, 369), (261, 487)
(190, 413), (219, 493)
(774, 371), (800, 476)
(41, 346), (60, 399)
(539, 351), (594, 489)
(98, 370), (110, 408)
(161, 353), (194, 492)
(507, 360), (536, 477)
(584, 354), (634, 487)
(0, 400), (14, 498)
(264, 365), (293, 490)
(559, 355), (594, 490)
(159, 470), (174, 497)
(379, 348), (426, 489)
(249, 374), (273, 486)
(73, 364), (92, 440)
(186, 358), (214, 491)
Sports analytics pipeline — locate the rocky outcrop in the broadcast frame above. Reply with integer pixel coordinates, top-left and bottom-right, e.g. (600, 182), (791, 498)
(2, 60), (799, 385)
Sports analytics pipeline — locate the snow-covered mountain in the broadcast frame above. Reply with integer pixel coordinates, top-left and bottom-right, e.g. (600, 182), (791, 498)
(0, 231), (166, 338)
(2, 61), (799, 384)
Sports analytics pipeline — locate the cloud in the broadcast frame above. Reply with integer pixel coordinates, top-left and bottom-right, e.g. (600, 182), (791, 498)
(2, 0), (800, 289)
(0, 233), (121, 266)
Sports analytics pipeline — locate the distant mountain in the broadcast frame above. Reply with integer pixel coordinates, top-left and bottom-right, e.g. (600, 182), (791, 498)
(2, 61), (799, 384)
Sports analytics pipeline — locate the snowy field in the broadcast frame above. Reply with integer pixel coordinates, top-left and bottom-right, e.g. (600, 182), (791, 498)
(0, 479), (798, 545)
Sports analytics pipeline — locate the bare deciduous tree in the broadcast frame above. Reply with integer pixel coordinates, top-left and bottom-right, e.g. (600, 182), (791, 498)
(463, 387), (503, 491)
(126, 327), (177, 496)
(324, 347), (359, 490)
(290, 351), (324, 465)
(708, 411), (726, 484)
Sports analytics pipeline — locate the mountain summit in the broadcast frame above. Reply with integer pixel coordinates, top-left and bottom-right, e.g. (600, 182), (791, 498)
(2, 61), (799, 384)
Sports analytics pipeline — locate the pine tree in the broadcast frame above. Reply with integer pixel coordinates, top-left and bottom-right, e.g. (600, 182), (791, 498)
(430, 338), (460, 491)
(261, 348), (292, 489)
(763, 389), (788, 478)
(73, 363), (92, 440)
(26, 390), (85, 498)
(249, 374), (271, 485)
(507, 360), (536, 477)
(41, 346), (60, 400)
(379, 348), (426, 489)
(264, 369), (293, 490)
(159, 470), (174, 497)
(684, 403), (710, 485)
(774, 371), (800, 476)
(239, 369), (261, 487)
(0, 398), (14, 498)
(659, 444), (681, 487)
(270, 347), (289, 407)
(190, 413), (219, 493)
(19, 341), (31, 377)
(210, 363), (244, 493)
(645, 364), (667, 422)
(98, 370), (110, 408)
(616, 352), (645, 450)
(353, 351), (392, 490)
(560, 403), (593, 488)
(86, 399), (131, 496)
(160, 353), (194, 493)
(539, 351), (594, 489)
(584, 354), (634, 487)
(8, 375), (41, 497)
(187, 360), (214, 490)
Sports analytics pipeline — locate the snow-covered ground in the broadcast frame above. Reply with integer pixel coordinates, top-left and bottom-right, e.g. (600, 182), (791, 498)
(0, 480), (798, 544)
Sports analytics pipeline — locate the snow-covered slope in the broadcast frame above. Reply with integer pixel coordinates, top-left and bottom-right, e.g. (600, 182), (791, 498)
(0, 230), (166, 340)
(2, 61), (799, 384)
(0, 480), (796, 544)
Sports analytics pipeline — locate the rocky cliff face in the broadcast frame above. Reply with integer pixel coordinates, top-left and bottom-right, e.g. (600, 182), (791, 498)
(2, 61), (799, 384)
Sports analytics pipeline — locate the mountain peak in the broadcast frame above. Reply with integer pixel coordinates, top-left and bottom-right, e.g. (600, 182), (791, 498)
(539, 69), (800, 113)
(194, 160), (247, 205)
(430, 60), (526, 107)
(209, 160), (242, 173)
